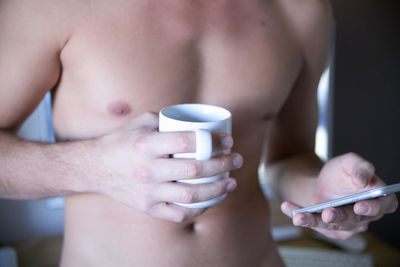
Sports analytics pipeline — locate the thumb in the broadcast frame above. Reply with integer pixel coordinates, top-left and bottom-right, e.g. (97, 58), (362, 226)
(341, 153), (375, 189)
(130, 112), (159, 131)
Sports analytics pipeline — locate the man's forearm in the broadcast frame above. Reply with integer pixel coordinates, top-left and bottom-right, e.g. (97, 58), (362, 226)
(265, 152), (323, 207)
(0, 130), (94, 200)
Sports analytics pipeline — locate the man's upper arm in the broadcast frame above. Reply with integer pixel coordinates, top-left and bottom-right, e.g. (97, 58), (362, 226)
(266, 0), (333, 162)
(0, 1), (68, 129)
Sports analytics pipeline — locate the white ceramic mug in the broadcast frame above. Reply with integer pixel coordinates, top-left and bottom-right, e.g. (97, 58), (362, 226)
(159, 103), (232, 208)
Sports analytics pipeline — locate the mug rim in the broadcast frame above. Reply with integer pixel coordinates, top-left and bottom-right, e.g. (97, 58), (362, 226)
(160, 103), (231, 123)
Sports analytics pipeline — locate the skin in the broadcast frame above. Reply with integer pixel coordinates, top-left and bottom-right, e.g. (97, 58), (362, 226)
(0, 0), (397, 266)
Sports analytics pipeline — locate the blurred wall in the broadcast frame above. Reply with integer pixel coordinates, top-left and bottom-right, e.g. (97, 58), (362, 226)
(331, 1), (400, 248)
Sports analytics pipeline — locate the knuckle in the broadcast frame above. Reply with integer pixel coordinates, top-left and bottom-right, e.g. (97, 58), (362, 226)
(180, 189), (198, 203)
(133, 165), (153, 182)
(132, 135), (150, 153)
(173, 211), (187, 223)
(186, 161), (201, 178)
(176, 132), (191, 151)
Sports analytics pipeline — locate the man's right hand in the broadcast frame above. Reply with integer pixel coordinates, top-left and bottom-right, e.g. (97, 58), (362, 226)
(88, 112), (243, 222)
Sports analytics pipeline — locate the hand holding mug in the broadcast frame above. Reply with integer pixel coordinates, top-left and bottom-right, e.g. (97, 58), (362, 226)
(93, 109), (242, 222)
(159, 104), (235, 208)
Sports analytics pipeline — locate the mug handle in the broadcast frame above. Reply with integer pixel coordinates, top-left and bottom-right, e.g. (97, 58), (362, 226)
(195, 129), (212, 161)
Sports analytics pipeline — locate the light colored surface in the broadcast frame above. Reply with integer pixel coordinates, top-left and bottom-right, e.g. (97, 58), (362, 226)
(195, 129), (213, 161)
(313, 232), (367, 253)
(278, 246), (374, 267)
(271, 225), (302, 242)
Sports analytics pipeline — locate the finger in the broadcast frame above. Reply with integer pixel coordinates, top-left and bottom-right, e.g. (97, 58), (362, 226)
(321, 205), (363, 224)
(281, 201), (366, 228)
(145, 131), (233, 156)
(351, 160), (375, 189)
(304, 212), (372, 233)
(280, 201), (302, 218)
(292, 211), (326, 227)
(154, 153), (243, 182)
(340, 153), (375, 188)
(354, 194), (399, 216)
(320, 206), (361, 224)
(321, 207), (340, 223)
(280, 201), (369, 230)
(294, 212), (338, 229)
(153, 178), (236, 204)
(132, 112), (159, 130)
(316, 205), (378, 228)
(148, 202), (206, 223)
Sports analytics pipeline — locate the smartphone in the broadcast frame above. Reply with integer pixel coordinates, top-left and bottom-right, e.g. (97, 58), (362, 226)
(291, 183), (400, 217)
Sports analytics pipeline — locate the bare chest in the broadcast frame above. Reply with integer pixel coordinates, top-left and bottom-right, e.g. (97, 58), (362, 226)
(53, 1), (302, 140)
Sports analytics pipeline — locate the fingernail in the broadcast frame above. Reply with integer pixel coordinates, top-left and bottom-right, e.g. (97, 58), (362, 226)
(226, 181), (237, 192)
(357, 170), (370, 181)
(356, 171), (369, 187)
(222, 136), (233, 148)
(359, 205), (369, 215)
(233, 155), (243, 168)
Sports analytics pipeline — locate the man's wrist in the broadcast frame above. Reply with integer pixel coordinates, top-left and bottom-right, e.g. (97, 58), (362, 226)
(49, 138), (102, 196)
(266, 152), (322, 205)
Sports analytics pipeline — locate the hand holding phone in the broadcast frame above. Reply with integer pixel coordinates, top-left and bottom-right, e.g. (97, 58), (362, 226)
(291, 183), (400, 217)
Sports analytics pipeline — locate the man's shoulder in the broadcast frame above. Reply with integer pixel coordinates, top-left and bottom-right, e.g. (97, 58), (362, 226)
(279, 0), (332, 44)
(0, 0), (91, 129)
(0, 0), (90, 48)
(280, 0), (332, 18)
(279, 0), (333, 71)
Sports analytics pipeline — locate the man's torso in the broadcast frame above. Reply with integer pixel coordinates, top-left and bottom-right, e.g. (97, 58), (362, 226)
(49, 1), (328, 266)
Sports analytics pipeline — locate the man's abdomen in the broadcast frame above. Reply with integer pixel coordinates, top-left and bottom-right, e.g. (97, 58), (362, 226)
(60, 185), (281, 267)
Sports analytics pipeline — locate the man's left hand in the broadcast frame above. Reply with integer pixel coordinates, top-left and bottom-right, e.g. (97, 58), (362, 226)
(281, 153), (398, 239)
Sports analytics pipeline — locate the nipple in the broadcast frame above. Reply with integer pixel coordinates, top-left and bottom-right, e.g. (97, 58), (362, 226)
(107, 101), (132, 116)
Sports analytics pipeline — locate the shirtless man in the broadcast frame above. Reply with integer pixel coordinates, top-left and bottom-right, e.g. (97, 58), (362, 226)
(0, 0), (398, 266)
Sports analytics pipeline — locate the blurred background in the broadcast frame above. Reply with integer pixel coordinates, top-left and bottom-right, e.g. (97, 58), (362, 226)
(331, 0), (400, 248)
